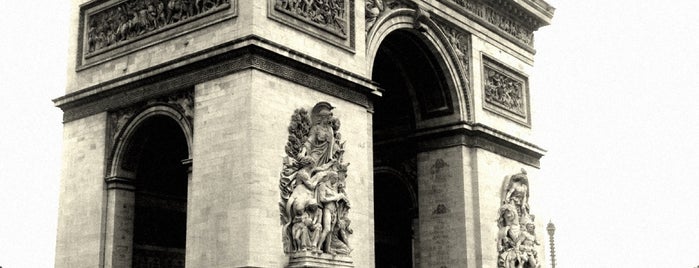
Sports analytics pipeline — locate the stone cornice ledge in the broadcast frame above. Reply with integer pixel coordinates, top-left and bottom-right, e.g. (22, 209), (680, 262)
(511, 0), (555, 26)
(54, 35), (380, 122)
(435, 0), (555, 51)
(415, 121), (546, 167)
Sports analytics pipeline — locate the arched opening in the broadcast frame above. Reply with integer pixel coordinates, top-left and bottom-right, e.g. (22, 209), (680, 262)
(372, 29), (453, 267)
(372, 30), (453, 130)
(124, 114), (189, 267)
(374, 170), (417, 268)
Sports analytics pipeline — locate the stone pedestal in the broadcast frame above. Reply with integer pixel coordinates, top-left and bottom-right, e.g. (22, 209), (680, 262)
(286, 252), (353, 268)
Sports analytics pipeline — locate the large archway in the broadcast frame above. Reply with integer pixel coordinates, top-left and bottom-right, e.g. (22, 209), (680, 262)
(126, 115), (189, 267)
(105, 104), (193, 268)
(372, 28), (456, 267)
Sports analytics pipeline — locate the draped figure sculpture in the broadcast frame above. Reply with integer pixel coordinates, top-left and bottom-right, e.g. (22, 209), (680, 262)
(279, 102), (352, 257)
(502, 169), (530, 220)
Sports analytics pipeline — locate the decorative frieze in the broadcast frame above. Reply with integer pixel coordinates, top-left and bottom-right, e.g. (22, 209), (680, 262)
(279, 102), (354, 265)
(482, 56), (530, 126)
(439, 0), (538, 47)
(84, 0), (231, 55)
(269, 0), (355, 50)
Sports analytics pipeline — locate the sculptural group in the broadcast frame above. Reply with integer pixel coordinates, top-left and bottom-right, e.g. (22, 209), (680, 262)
(279, 102), (352, 256)
(498, 169), (541, 268)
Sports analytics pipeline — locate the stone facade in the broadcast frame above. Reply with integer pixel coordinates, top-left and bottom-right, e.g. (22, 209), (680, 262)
(55, 0), (553, 267)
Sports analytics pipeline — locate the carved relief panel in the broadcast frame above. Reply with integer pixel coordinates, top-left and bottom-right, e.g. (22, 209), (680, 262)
(78, 0), (236, 66)
(269, 0), (355, 51)
(482, 56), (530, 126)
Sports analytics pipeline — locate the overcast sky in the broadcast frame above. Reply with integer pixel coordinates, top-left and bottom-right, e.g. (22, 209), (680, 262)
(534, 1), (699, 267)
(1, 0), (699, 267)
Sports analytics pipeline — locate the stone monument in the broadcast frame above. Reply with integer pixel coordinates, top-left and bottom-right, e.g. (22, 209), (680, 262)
(54, 0), (554, 267)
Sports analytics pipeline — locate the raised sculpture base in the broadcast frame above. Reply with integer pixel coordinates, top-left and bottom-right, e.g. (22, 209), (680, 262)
(286, 252), (353, 268)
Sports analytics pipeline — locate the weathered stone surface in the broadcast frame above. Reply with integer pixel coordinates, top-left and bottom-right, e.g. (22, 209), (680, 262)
(55, 113), (107, 268)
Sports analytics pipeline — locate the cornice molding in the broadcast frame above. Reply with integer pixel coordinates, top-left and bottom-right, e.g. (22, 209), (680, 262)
(514, 0), (555, 23)
(436, 0), (555, 51)
(415, 121), (545, 167)
(54, 35), (379, 122)
(374, 120), (544, 167)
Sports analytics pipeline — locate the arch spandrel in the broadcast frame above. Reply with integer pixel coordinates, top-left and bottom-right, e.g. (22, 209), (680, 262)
(108, 104), (194, 180)
(366, 7), (473, 126)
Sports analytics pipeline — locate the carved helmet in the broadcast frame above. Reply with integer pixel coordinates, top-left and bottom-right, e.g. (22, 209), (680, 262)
(311, 102), (335, 124)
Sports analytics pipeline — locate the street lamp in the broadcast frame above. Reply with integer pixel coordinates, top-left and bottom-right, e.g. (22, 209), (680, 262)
(546, 221), (556, 268)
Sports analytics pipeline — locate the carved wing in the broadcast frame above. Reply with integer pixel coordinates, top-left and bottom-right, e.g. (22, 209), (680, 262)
(285, 108), (311, 158)
(518, 168), (530, 199)
(279, 108), (311, 225)
(501, 174), (513, 203)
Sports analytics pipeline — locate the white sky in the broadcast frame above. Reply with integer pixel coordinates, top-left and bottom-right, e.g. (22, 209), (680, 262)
(1, 0), (698, 267)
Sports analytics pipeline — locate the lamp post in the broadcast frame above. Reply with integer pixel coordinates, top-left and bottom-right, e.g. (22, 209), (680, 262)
(546, 221), (556, 268)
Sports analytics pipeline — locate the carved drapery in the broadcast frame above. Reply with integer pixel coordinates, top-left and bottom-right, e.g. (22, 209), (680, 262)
(438, 0), (539, 47)
(85, 0), (230, 54)
(497, 169), (541, 268)
(482, 57), (529, 126)
(279, 102), (353, 264)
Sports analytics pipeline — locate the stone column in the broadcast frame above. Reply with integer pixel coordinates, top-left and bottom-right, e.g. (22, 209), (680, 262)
(103, 176), (135, 268)
(416, 145), (473, 268)
(412, 217), (421, 267)
(182, 158), (194, 263)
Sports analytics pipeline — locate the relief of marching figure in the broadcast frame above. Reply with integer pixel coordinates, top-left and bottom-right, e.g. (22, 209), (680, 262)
(498, 169), (541, 268)
(279, 102), (353, 256)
